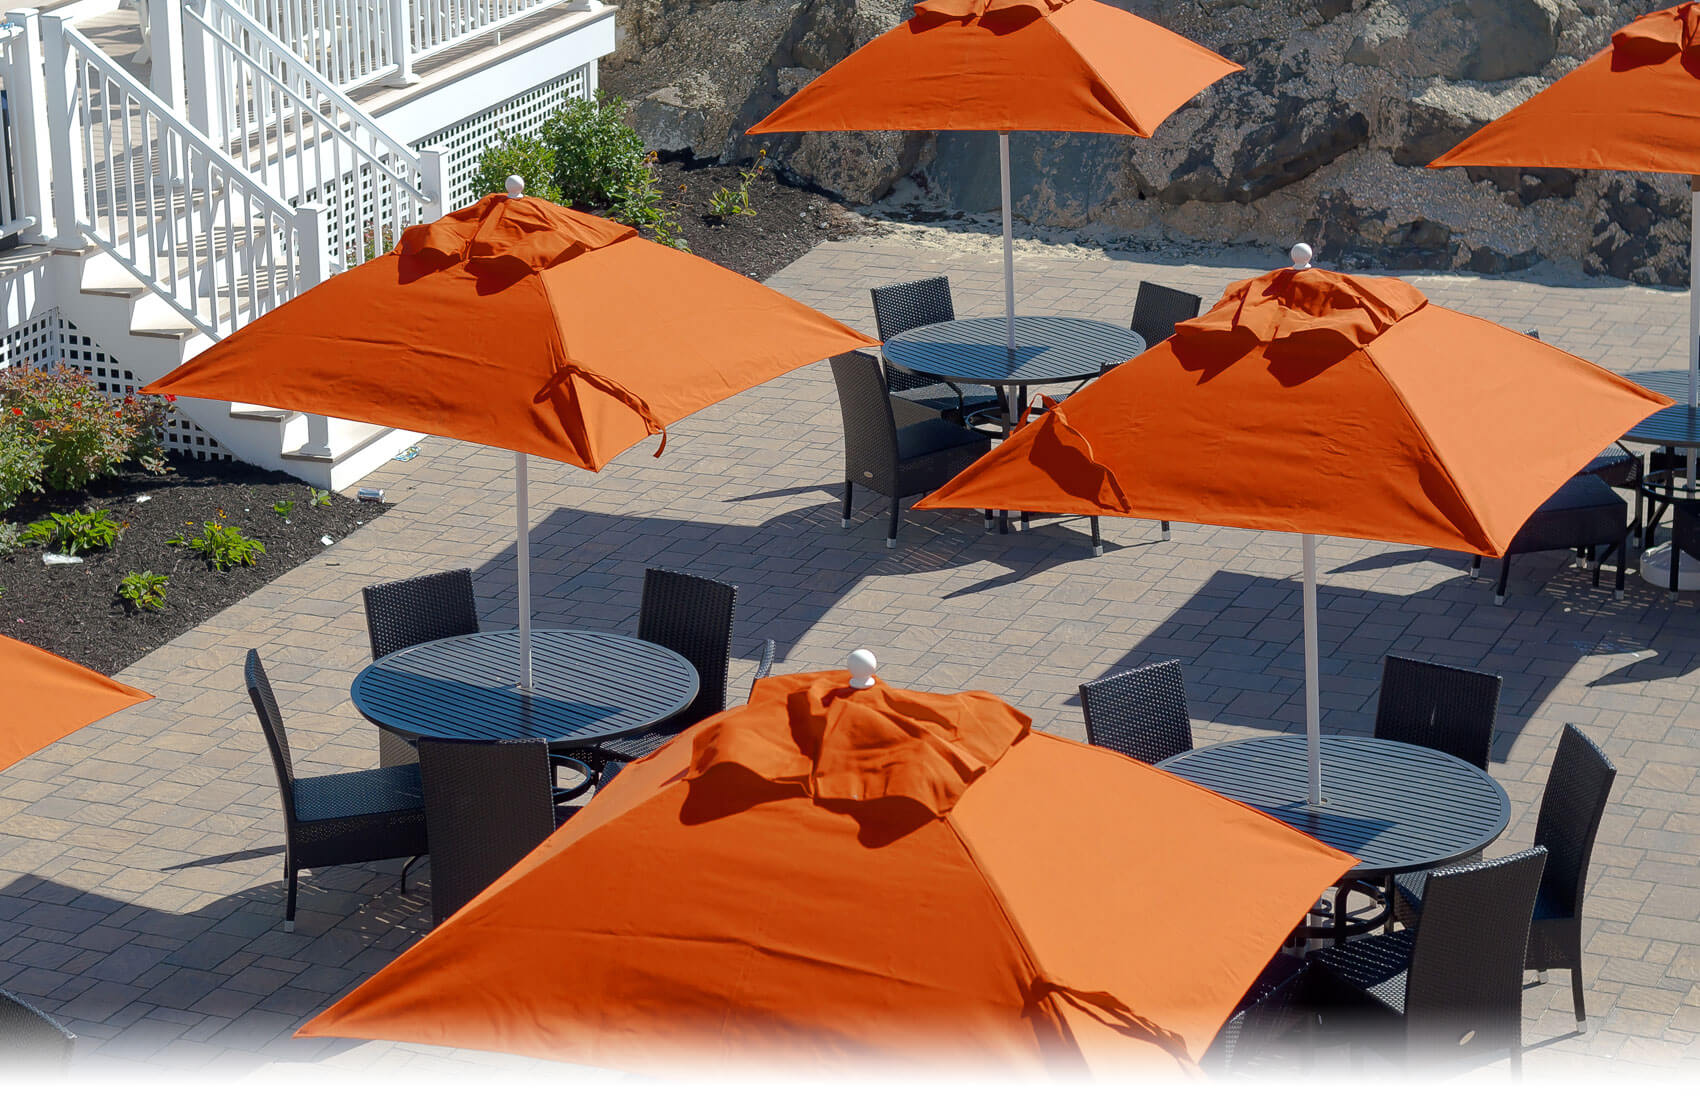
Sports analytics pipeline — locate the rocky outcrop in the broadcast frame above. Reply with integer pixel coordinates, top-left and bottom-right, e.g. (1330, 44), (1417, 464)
(601, 0), (1692, 285)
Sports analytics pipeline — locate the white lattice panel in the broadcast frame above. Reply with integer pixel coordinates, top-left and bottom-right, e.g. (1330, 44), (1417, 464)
(1, 311), (233, 462)
(416, 65), (592, 213)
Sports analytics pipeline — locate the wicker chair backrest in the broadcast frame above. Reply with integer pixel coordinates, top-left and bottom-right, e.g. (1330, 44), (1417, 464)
(0, 989), (75, 1068)
(1404, 847), (1546, 1059)
(1130, 282), (1203, 345)
(1079, 659), (1193, 765)
(639, 567), (737, 730)
(830, 352), (901, 487)
(362, 568), (479, 659)
(244, 649), (298, 821)
(871, 276), (955, 392)
(1673, 500), (1700, 565)
(417, 736), (556, 924)
(1533, 724), (1616, 921)
(1372, 655), (1500, 770)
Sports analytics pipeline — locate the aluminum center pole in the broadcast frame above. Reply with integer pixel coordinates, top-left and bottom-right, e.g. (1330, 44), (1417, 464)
(1302, 533), (1323, 806)
(1000, 132), (1015, 352)
(515, 451), (533, 693)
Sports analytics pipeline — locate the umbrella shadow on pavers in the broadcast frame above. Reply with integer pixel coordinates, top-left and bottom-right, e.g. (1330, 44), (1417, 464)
(1087, 560), (1683, 765)
(0, 868), (439, 1074)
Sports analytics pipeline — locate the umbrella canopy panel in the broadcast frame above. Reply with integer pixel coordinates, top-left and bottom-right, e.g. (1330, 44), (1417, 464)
(300, 668), (1353, 1075)
(0, 635), (151, 771)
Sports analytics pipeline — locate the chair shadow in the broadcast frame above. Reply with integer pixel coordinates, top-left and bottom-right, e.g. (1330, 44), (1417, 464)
(162, 847), (285, 871)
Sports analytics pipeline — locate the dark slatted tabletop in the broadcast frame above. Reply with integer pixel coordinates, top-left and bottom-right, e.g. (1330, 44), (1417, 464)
(1161, 734), (1509, 877)
(351, 630), (699, 748)
(881, 316), (1147, 387)
(1622, 403), (1700, 450)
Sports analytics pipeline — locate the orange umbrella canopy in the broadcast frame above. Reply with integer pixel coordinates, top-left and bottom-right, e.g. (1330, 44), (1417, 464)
(1431, 3), (1700, 173)
(142, 195), (873, 471)
(748, 0), (1240, 138)
(0, 636), (151, 771)
(299, 666), (1353, 1075)
(917, 265), (1669, 557)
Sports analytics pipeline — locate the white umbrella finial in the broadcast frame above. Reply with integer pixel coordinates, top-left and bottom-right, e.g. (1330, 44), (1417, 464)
(505, 175), (525, 199)
(848, 650), (878, 689)
(1290, 242), (1314, 270)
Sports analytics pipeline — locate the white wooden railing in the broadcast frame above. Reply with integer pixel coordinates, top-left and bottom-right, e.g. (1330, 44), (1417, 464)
(43, 14), (322, 339)
(190, 0), (438, 270)
(235, 0), (574, 91)
(0, 11), (49, 241)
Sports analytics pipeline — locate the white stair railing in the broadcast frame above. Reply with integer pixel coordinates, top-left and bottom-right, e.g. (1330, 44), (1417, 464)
(411, 0), (566, 64)
(190, 0), (437, 271)
(43, 14), (315, 339)
(0, 11), (48, 241)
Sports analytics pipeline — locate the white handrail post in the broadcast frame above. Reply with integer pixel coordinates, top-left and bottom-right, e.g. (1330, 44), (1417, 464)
(296, 200), (333, 457)
(6, 9), (54, 243)
(181, 0), (218, 145)
(419, 146), (446, 222)
(146, 0), (185, 113)
(387, 0), (417, 86)
(38, 14), (86, 249)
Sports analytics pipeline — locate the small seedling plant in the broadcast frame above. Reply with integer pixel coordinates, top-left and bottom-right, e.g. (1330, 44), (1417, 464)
(308, 488), (331, 508)
(169, 520), (265, 570)
(273, 499), (294, 522)
(707, 150), (767, 219)
(117, 570), (168, 611)
(24, 508), (121, 556)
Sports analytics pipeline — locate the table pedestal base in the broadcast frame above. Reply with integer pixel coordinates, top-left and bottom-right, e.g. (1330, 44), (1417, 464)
(1639, 542), (1700, 591)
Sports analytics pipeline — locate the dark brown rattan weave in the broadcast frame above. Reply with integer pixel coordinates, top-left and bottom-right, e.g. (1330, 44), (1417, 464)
(0, 988), (74, 1070)
(362, 568), (480, 767)
(418, 736), (558, 925)
(1078, 659), (1193, 765)
(869, 277), (1001, 422)
(830, 351), (992, 547)
(1129, 281), (1203, 345)
(1311, 847), (1547, 1076)
(1201, 952), (1311, 1074)
(1669, 497), (1700, 590)
(245, 649), (427, 931)
(1372, 655), (1500, 770)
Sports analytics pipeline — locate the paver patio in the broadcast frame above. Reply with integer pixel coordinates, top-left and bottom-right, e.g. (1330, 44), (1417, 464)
(3, 223), (1699, 1077)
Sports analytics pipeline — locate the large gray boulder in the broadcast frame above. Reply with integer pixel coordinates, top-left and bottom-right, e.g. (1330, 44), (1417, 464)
(601, 0), (1690, 286)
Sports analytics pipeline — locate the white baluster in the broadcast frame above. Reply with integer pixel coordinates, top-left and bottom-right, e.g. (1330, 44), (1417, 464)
(38, 15), (86, 248)
(388, 0), (416, 86)
(146, 0), (185, 113)
(5, 9), (54, 244)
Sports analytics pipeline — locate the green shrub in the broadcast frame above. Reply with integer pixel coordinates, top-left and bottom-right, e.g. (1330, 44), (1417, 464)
(169, 520), (264, 570)
(0, 521), (21, 554)
(117, 570), (168, 612)
(542, 91), (648, 210)
(470, 133), (563, 204)
(0, 364), (171, 494)
(0, 419), (42, 513)
(24, 508), (122, 556)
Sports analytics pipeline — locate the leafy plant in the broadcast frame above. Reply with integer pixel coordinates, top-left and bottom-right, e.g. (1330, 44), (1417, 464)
(470, 133), (563, 204)
(24, 508), (121, 556)
(609, 152), (689, 250)
(117, 570), (168, 612)
(273, 499), (295, 521)
(359, 224), (399, 264)
(0, 364), (172, 496)
(541, 91), (649, 210)
(308, 488), (331, 508)
(0, 520), (21, 554)
(707, 150), (766, 219)
(169, 521), (265, 571)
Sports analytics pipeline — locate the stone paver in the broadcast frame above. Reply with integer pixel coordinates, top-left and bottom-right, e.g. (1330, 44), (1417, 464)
(4, 224), (1700, 1077)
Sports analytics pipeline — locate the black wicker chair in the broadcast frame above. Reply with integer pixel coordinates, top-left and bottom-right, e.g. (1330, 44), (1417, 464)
(1471, 474), (1629, 604)
(361, 568), (480, 767)
(1372, 655), (1500, 770)
(1201, 953), (1312, 1075)
(418, 736), (564, 925)
(870, 276), (1001, 425)
(1396, 725), (1616, 1028)
(245, 649), (428, 932)
(1130, 281), (1204, 346)
(0, 989), (74, 1070)
(1664, 496), (1700, 591)
(1078, 659), (1193, 765)
(1310, 847), (1548, 1077)
(830, 351), (992, 548)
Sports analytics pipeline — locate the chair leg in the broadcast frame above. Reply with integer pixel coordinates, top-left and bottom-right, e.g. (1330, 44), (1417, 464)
(887, 497), (900, 549)
(1496, 555), (1511, 605)
(1571, 967), (1587, 1029)
(1615, 536), (1626, 593)
(1160, 520), (1171, 541)
(1471, 554), (1481, 579)
(1511, 1038), (1522, 1080)
(400, 854), (423, 893)
(1591, 545), (1604, 588)
(984, 509), (994, 531)
(284, 864), (299, 933)
(842, 481), (853, 529)
(1090, 515), (1102, 556)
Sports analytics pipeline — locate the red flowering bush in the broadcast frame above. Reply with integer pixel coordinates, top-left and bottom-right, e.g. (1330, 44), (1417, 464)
(0, 363), (173, 511)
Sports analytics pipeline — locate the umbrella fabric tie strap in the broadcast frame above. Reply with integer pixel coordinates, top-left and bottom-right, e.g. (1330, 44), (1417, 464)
(1029, 980), (1195, 1068)
(1613, 3), (1700, 67)
(687, 670), (1031, 815)
(915, 0), (1070, 20)
(552, 361), (670, 456)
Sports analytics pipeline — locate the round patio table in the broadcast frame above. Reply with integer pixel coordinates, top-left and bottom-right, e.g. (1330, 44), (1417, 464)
(1620, 405), (1700, 591)
(1161, 733), (1509, 941)
(350, 629), (699, 749)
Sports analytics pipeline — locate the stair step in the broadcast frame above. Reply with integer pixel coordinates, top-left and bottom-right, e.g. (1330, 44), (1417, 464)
(279, 424), (393, 464)
(228, 405), (296, 422)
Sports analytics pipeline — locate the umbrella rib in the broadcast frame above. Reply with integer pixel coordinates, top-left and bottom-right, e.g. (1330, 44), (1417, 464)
(1039, 19), (1152, 137)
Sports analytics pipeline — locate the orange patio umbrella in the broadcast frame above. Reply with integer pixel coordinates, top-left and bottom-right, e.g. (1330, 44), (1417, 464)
(918, 254), (1669, 803)
(1431, 3), (1700, 409)
(748, 0), (1239, 349)
(298, 653), (1354, 1075)
(142, 185), (872, 688)
(0, 636), (151, 771)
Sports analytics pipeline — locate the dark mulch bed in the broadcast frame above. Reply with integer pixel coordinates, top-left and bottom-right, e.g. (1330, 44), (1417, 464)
(633, 157), (869, 280)
(1, 457), (388, 675)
